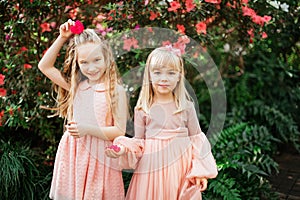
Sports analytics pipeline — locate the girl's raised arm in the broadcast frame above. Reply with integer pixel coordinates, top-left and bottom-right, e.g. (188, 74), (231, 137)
(38, 20), (74, 91)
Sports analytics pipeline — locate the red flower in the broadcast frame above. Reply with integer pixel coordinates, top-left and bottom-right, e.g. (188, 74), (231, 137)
(0, 110), (4, 126)
(17, 46), (28, 55)
(196, 22), (207, 35)
(242, 6), (256, 17)
(24, 64), (32, 69)
(261, 32), (268, 39)
(205, 0), (221, 4)
(0, 74), (5, 86)
(177, 24), (185, 34)
(247, 28), (254, 37)
(9, 107), (13, 116)
(149, 11), (158, 21)
(70, 20), (84, 35)
(40, 22), (51, 33)
(168, 1), (181, 12)
(0, 88), (7, 97)
(185, 0), (196, 12)
(69, 7), (78, 20)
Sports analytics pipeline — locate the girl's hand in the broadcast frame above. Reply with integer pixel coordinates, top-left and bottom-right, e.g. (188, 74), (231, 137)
(195, 177), (208, 192)
(105, 145), (126, 158)
(65, 121), (87, 138)
(59, 19), (75, 39)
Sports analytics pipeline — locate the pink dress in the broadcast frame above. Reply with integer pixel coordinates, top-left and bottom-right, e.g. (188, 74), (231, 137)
(49, 80), (125, 200)
(114, 101), (218, 200)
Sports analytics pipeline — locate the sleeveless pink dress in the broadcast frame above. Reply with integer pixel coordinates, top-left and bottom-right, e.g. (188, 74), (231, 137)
(49, 80), (125, 200)
(113, 102), (218, 200)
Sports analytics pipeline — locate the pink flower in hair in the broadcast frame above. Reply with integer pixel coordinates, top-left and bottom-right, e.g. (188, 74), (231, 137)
(164, 45), (182, 56)
(70, 20), (84, 34)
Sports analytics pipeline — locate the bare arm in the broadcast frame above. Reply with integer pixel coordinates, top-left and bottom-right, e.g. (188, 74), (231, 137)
(38, 20), (75, 90)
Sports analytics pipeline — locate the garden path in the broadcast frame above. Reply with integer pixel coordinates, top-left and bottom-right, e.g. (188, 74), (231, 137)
(269, 147), (300, 200)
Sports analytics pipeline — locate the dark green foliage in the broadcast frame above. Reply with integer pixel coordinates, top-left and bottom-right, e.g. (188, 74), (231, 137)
(0, 140), (52, 200)
(204, 123), (279, 199)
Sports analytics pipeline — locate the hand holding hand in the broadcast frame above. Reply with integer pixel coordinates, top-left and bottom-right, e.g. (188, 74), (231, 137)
(105, 145), (126, 158)
(59, 19), (75, 39)
(195, 177), (208, 192)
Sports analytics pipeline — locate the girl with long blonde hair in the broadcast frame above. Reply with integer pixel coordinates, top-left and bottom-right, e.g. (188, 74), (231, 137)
(106, 46), (218, 199)
(38, 19), (127, 200)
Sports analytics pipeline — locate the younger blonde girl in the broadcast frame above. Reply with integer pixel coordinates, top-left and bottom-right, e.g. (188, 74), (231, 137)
(106, 46), (218, 199)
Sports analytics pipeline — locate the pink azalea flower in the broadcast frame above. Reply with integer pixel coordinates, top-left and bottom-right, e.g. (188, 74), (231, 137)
(17, 46), (28, 54)
(0, 110), (4, 126)
(263, 15), (272, 23)
(242, 0), (248, 4)
(261, 32), (268, 39)
(123, 37), (139, 51)
(0, 88), (7, 97)
(242, 6), (256, 17)
(185, 0), (196, 12)
(24, 64), (32, 69)
(70, 20), (84, 34)
(40, 22), (51, 33)
(177, 24), (185, 34)
(69, 7), (78, 20)
(0, 74), (5, 85)
(9, 107), (13, 116)
(168, 1), (181, 12)
(177, 36), (190, 44)
(205, 0), (221, 4)
(247, 28), (254, 37)
(196, 22), (207, 35)
(162, 40), (172, 47)
(50, 22), (56, 28)
(149, 11), (158, 21)
(252, 15), (265, 26)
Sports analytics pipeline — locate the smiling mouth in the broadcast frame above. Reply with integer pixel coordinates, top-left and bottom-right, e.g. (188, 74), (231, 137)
(88, 72), (99, 76)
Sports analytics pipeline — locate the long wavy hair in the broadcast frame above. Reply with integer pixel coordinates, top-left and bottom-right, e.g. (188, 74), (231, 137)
(52, 29), (120, 125)
(135, 47), (192, 114)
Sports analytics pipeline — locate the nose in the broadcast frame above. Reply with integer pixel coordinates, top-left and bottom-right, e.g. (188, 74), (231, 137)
(87, 64), (98, 73)
(160, 73), (169, 81)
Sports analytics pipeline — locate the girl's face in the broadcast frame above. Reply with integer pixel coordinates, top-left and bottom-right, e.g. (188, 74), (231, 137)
(149, 63), (180, 98)
(77, 42), (106, 85)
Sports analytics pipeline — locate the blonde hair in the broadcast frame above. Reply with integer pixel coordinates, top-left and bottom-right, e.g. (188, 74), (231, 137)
(135, 47), (192, 113)
(53, 29), (120, 125)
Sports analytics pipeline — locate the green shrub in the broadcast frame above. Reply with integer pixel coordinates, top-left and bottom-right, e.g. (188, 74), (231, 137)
(204, 123), (279, 199)
(0, 139), (52, 200)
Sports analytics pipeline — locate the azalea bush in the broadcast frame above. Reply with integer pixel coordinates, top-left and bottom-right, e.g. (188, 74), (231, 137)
(0, 0), (299, 199)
